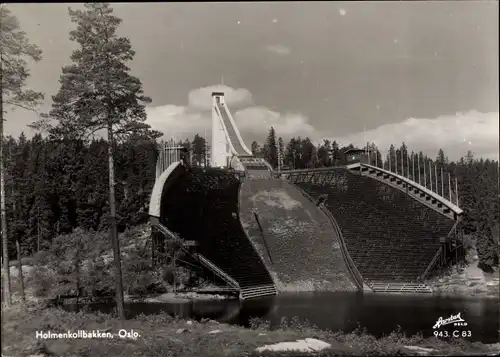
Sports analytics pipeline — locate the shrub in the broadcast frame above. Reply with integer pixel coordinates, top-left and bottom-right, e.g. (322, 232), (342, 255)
(27, 225), (175, 299)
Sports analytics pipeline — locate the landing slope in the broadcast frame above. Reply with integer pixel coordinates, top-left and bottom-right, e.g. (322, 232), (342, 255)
(239, 178), (357, 292)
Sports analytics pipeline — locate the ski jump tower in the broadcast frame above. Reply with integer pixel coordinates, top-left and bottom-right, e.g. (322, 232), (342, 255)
(211, 92), (272, 175)
(211, 92), (252, 167)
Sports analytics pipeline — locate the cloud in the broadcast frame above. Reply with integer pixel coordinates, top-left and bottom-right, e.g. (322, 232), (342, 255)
(265, 44), (291, 56)
(234, 106), (318, 139)
(147, 86), (497, 162)
(146, 85), (319, 143)
(146, 105), (208, 140)
(327, 111), (499, 161)
(187, 85), (253, 111)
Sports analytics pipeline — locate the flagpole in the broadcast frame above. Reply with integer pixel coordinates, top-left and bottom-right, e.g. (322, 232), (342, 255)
(395, 151), (398, 174)
(418, 154), (421, 185)
(441, 167), (444, 198)
(411, 153), (415, 182)
(407, 151), (410, 178)
(401, 150), (404, 177)
(205, 127), (207, 167)
(429, 160), (433, 191)
(448, 172), (452, 202)
(434, 162), (438, 195)
(363, 124), (368, 164)
(423, 157), (427, 188)
(388, 150), (392, 172)
(455, 177), (459, 206)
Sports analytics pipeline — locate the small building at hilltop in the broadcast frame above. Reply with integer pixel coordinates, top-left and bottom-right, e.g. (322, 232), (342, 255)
(344, 148), (369, 164)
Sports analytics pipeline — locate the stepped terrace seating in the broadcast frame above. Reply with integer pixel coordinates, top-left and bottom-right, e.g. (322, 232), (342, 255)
(294, 169), (455, 283)
(161, 168), (273, 289)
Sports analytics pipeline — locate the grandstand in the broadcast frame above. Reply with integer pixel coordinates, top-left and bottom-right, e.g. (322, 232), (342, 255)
(284, 165), (463, 293)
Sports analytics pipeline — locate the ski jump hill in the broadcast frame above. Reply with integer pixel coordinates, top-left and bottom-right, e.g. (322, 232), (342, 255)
(148, 92), (464, 300)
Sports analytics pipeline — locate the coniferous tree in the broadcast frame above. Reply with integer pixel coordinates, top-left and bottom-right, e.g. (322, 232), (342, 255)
(265, 127), (278, 168)
(301, 138), (316, 168)
(284, 138), (299, 169)
(386, 145), (396, 171)
(277, 137), (285, 169)
(331, 141), (341, 166)
(399, 142), (408, 176)
(33, 3), (158, 318)
(317, 139), (332, 167)
(191, 134), (206, 167)
(250, 140), (260, 156)
(436, 149), (448, 166)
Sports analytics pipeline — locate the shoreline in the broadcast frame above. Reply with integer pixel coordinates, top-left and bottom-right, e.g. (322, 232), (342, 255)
(2, 302), (500, 357)
(6, 266), (499, 303)
(50, 287), (500, 305)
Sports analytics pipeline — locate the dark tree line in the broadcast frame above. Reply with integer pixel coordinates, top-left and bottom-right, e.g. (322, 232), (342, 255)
(1, 133), (156, 256)
(2, 126), (497, 271)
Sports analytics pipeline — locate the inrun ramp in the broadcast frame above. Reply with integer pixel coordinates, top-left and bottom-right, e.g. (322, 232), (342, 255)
(211, 92), (272, 177)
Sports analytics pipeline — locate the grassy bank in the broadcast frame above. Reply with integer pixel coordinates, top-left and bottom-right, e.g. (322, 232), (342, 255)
(2, 300), (499, 357)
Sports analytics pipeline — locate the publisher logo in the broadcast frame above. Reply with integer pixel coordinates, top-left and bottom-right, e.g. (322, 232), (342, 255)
(433, 312), (468, 329)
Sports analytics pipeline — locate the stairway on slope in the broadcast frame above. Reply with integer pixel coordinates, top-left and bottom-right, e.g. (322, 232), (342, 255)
(161, 169), (276, 299)
(368, 282), (433, 293)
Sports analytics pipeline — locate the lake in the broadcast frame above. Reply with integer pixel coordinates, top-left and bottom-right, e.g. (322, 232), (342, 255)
(63, 292), (499, 344)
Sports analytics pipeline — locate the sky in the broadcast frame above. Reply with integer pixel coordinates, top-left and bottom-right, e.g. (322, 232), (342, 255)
(4, 1), (499, 160)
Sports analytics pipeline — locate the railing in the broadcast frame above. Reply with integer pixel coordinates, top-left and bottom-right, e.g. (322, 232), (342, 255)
(420, 246), (443, 281)
(193, 253), (240, 289)
(356, 163), (463, 215)
(447, 219), (461, 239)
(370, 282), (432, 293)
(153, 222), (240, 289)
(292, 186), (365, 291)
(321, 205), (365, 291)
(252, 211), (274, 265)
(154, 222), (182, 242)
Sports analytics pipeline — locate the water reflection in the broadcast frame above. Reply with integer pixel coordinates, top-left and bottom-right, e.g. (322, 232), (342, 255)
(62, 292), (499, 343)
